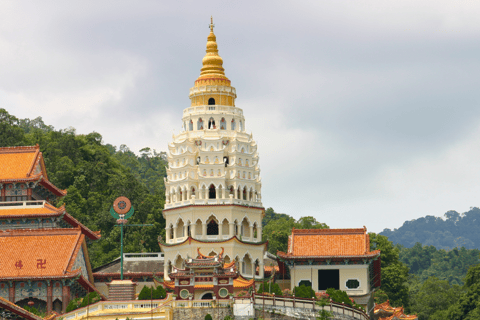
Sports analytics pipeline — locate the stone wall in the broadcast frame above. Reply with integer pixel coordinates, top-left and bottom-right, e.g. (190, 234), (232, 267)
(173, 307), (232, 320)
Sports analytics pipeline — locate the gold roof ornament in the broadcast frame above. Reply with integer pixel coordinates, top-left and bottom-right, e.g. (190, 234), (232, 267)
(195, 17), (230, 85)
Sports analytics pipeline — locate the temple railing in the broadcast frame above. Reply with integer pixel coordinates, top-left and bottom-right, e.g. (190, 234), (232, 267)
(251, 293), (370, 320)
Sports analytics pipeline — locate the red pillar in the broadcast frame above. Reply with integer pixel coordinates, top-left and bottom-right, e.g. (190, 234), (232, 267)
(62, 285), (70, 314)
(47, 282), (53, 314)
(9, 284), (15, 303)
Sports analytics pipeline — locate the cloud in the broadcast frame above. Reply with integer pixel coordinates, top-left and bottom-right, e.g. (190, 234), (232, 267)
(1, 0), (480, 232)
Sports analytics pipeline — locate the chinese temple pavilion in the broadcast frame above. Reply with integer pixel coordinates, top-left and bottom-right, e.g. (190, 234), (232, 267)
(0, 145), (103, 314)
(160, 248), (254, 300)
(277, 227), (381, 307)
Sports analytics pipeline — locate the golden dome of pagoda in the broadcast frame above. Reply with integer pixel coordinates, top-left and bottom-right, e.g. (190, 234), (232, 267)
(195, 17), (231, 87)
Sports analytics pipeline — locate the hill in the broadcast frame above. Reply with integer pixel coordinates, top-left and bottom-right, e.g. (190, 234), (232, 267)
(380, 207), (480, 250)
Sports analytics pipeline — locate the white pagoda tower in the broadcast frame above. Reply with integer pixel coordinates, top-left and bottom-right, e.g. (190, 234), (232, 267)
(159, 19), (267, 286)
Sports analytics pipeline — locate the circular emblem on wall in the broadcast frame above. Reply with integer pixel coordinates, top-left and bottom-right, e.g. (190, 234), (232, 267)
(218, 288), (228, 298)
(180, 289), (189, 299)
(113, 196), (131, 215)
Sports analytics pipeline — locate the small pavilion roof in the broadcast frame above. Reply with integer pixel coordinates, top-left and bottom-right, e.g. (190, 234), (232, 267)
(374, 300), (418, 320)
(277, 227), (380, 259)
(233, 275), (255, 289)
(0, 145), (66, 197)
(0, 228), (86, 279)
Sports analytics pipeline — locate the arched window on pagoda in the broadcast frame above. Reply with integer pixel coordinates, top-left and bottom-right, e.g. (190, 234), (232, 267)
(231, 119), (236, 130)
(223, 156), (229, 167)
(209, 184), (216, 199)
(220, 118), (226, 130)
(169, 224), (174, 239)
(189, 120), (193, 131)
(208, 98), (215, 105)
(208, 117), (216, 129)
(243, 187), (247, 200)
(207, 219), (219, 235)
(197, 118), (203, 130)
(239, 120), (243, 131)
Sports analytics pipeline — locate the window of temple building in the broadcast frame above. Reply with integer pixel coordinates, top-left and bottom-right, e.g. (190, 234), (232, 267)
(209, 184), (216, 199)
(208, 98), (215, 105)
(208, 117), (216, 129)
(207, 219), (219, 235)
(318, 270), (339, 290)
(180, 289), (189, 299)
(197, 118), (203, 130)
(239, 120), (243, 131)
(346, 279), (360, 289)
(219, 288), (228, 298)
(189, 120), (193, 131)
(220, 118), (226, 129)
(299, 280), (312, 288)
(223, 156), (229, 167)
(231, 119), (236, 130)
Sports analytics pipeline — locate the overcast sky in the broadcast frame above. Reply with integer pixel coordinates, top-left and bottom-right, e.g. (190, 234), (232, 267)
(1, 1), (480, 233)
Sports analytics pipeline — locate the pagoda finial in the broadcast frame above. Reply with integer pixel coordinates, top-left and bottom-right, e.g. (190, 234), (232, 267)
(196, 16), (228, 81)
(209, 16), (214, 32)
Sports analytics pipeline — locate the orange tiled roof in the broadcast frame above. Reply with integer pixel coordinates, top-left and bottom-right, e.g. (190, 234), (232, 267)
(0, 202), (62, 217)
(0, 204), (101, 240)
(0, 228), (85, 279)
(0, 145), (45, 181)
(277, 227), (381, 258)
(234, 275), (255, 288)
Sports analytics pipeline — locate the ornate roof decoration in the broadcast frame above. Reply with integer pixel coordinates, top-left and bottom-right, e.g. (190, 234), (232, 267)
(374, 300), (418, 320)
(277, 227), (380, 259)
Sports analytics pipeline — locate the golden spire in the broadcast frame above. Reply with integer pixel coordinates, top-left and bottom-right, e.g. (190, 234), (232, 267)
(196, 16), (229, 83)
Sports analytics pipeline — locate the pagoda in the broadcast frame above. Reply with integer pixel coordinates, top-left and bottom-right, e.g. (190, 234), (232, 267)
(158, 19), (268, 293)
(0, 145), (103, 314)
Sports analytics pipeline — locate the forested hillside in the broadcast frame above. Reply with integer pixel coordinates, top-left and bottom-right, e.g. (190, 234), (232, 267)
(380, 207), (480, 249)
(1, 109), (167, 268)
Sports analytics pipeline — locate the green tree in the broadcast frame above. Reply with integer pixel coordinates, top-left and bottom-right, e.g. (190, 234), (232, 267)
(443, 264), (480, 320)
(325, 288), (352, 306)
(408, 277), (462, 320)
(370, 233), (409, 307)
(316, 298), (333, 320)
(0, 108), (25, 147)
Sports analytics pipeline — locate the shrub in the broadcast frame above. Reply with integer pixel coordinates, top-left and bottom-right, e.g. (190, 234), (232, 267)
(257, 282), (282, 296)
(294, 285), (315, 299)
(138, 285), (167, 300)
(325, 288), (352, 306)
(205, 314), (213, 320)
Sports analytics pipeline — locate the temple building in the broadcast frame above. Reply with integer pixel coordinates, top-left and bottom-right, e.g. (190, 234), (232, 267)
(277, 227), (381, 308)
(160, 248), (254, 300)
(158, 19), (268, 290)
(0, 145), (103, 314)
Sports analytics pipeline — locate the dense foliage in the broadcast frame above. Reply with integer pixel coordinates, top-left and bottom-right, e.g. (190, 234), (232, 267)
(257, 282), (283, 296)
(66, 292), (101, 312)
(381, 208), (480, 249)
(262, 209), (329, 254)
(369, 233), (409, 308)
(399, 242), (480, 285)
(0, 109), (167, 268)
(294, 285), (316, 299)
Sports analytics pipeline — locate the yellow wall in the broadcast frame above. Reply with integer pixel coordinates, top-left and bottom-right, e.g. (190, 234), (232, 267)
(290, 265), (369, 296)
